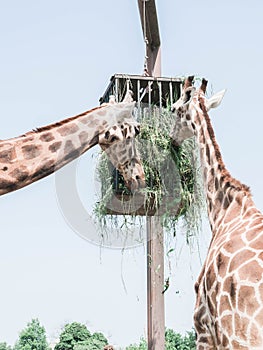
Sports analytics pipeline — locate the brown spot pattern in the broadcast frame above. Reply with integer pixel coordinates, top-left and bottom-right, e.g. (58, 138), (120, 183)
(246, 227), (260, 241)
(57, 123), (79, 136)
(223, 276), (236, 306)
(229, 249), (255, 271)
(238, 285), (259, 315)
(22, 145), (42, 160)
(0, 148), (16, 163)
(0, 179), (17, 192)
(255, 307), (263, 324)
(40, 132), (55, 142)
(79, 131), (89, 144)
(239, 261), (262, 283)
(223, 239), (245, 254)
(216, 253), (228, 276)
(64, 140), (74, 154)
(250, 323), (261, 347)
(98, 109), (107, 116)
(231, 340), (248, 349)
(63, 141), (80, 162)
(9, 168), (28, 182)
(215, 190), (224, 203)
(219, 295), (231, 315)
(220, 315), (233, 337)
(49, 142), (62, 153)
(32, 160), (56, 180)
(234, 312), (249, 341)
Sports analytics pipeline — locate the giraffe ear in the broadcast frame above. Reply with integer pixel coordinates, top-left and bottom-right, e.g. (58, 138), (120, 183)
(206, 90), (226, 111)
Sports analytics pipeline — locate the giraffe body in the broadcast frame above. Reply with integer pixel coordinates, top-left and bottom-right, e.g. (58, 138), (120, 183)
(171, 77), (263, 349)
(195, 199), (263, 349)
(0, 95), (145, 195)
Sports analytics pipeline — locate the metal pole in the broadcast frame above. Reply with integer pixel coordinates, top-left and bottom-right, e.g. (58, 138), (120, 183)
(147, 216), (165, 350)
(137, 0), (161, 77)
(137, 2), (165, 349)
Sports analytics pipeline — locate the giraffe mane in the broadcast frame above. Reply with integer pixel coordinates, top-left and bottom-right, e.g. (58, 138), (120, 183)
(22, 106), (104, 137)
(198, 95), (251, 194)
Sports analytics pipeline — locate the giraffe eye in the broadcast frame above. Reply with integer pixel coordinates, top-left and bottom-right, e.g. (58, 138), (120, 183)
(110, 136), (119, 142)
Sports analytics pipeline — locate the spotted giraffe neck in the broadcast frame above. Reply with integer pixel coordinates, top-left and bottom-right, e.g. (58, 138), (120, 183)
(196, 95), (254, 233)
(0, 102), (135, 195)
(173, 77), (263, 349)
(195, 94), (263, 350)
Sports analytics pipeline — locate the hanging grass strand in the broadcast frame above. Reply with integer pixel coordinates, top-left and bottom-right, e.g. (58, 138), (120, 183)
(93, 104), (205, 247)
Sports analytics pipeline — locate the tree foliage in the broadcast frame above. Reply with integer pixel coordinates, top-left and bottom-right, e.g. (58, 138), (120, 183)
(165, 328), (196, 350)
(13, 319), (50, 350)
(126, 329), (196, 350)
(125, 338), (147, 350)
(54, 323), (108, 350)
(0, 342), (12, 350)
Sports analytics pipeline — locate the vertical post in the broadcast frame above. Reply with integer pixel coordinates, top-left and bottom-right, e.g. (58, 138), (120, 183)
(169, 81), (173, 105)
(146, 43), (161, 77)
(147, 216), (165, 350)
(115, 77), (119, 102)
(138, 1), (165, 349)
(137, 0), (161, 77)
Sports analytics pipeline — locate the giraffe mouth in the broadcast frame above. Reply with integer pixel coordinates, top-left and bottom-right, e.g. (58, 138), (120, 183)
(171, 139), (181, 148)
(127, 176), (146, 192)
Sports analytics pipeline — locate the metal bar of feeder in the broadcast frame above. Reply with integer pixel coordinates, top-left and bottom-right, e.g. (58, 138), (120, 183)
(115, 77), (119, 102)
(137, 79), (141, 119)
(114, 168), (118, 192)
(148, 80), (152, 111)
(169, 81), (173, 105)
(158, 80), (162, 109)
(126, 79), (130, 97)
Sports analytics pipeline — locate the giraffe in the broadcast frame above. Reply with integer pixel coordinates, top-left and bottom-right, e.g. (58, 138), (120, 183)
(170, 76), (263, 349)
(0, 92), (145, 195)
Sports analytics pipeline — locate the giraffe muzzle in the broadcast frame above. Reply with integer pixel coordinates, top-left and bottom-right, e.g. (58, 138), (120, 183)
(127, 175), (146, 191)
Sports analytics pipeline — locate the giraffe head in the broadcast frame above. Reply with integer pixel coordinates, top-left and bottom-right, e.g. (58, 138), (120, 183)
(98, 93), (145, 191)
(170, 76), (226, 146)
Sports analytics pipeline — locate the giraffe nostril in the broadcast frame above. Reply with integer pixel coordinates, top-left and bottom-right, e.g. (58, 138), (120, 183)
(136, 175), (140, 180)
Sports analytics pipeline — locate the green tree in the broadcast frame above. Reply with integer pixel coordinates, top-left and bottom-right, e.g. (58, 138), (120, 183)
(55, 323), (91, 350)
(165, 328), (196, 350)
(0, 342), (12, 350)
(125, 338), (147, 350)
(73, 335), (108, 350)
(55, 323), (108, 350)
(13, 319), (50, 350)
(183, 330), (196, 350)
(85, 332), (107, 349)
(126, 329), (196, 350)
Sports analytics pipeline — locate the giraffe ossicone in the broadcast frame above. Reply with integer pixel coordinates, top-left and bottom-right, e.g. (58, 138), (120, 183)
(171, 76), (263, 349)
(0, 92), (145, 195)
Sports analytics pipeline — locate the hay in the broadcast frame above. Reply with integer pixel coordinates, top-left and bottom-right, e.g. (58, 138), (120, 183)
(93, 105), (205, 247)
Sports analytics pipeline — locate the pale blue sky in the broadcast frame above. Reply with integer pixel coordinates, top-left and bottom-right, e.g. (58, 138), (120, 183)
(1, 0), (263, 348)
